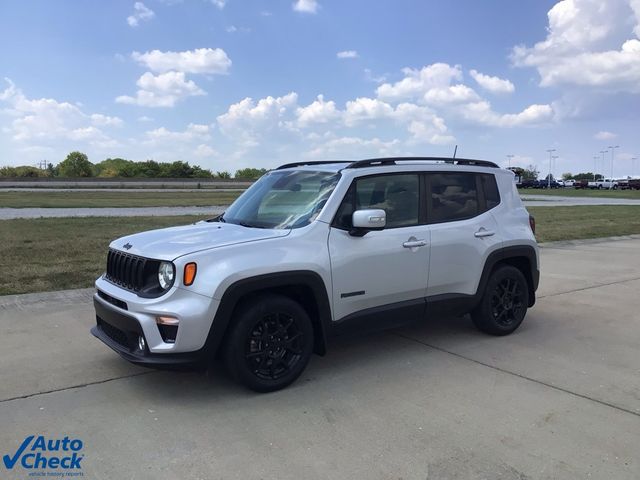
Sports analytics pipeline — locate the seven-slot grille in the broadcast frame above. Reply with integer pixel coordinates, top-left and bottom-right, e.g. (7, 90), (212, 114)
(105, 249), (148, 292)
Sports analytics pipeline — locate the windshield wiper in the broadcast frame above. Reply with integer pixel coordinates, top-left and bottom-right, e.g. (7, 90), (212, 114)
(238, 221), (266, 229)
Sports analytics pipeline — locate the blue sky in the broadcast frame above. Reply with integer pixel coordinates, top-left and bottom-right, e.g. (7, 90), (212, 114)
(1, 0), (639, 177)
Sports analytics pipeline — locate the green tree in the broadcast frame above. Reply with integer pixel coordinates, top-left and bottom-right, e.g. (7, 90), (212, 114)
(216, 171), (231, 179)
(58, 151), (94, 177)
(235, 167), (268, 180)
(521, 164), (540, 180)
(561, 172), (573, 180)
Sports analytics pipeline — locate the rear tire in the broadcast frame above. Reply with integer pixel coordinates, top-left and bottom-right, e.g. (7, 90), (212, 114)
(223, 294), (313, 392)
(472, 265), (529, 336)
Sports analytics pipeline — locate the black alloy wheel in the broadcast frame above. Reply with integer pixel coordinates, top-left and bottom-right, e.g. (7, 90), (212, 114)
(224, 294), (313, 392)
(472, 265), (529, 336)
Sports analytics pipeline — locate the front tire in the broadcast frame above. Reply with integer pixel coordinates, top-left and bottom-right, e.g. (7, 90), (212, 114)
(223, 294), (313, 392)
(472, 265), (529, 336)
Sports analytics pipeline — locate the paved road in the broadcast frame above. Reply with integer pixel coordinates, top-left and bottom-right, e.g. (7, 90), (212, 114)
(520, 194), (640, 207)
(0, 206), (225, 219)
(1, 236), (639, 479)
(2, 195), (640, 219)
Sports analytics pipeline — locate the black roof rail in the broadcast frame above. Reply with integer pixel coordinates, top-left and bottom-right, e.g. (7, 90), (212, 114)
(276, 160), (351, 170)
(346, 157), (500, 169)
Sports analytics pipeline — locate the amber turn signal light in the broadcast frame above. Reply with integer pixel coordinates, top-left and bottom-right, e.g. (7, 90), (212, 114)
(183, 262), (197, 286)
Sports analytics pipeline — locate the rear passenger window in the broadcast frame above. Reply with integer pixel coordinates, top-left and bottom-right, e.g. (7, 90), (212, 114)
(428, 173), (479, 223)
(480, 174), (500, 209)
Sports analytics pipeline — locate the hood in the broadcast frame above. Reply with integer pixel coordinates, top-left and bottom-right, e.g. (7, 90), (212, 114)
(110, 221), (290, 260)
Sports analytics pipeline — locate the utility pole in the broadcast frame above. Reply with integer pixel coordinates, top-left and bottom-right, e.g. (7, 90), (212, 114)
(506, 154), (514, 168)
(608, 145), (619, 189)
(546, 149), (556, 188)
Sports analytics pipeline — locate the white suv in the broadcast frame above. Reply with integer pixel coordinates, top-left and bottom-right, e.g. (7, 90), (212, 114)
(91, 157), (539, 392)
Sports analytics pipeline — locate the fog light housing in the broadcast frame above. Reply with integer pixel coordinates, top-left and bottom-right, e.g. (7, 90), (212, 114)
(137, 335), (146, 351)
(156, 316), (179, 343)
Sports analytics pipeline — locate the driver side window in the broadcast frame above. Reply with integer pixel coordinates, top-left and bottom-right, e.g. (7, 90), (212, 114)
(333, 174), (420, 229)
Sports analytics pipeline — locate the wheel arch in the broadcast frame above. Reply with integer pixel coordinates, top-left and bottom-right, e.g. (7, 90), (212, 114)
(477, 246), (539, 308)
(202, 271), (332, 360)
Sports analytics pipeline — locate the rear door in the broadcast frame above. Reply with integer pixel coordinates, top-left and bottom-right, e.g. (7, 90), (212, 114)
(425, 172), (502, 298)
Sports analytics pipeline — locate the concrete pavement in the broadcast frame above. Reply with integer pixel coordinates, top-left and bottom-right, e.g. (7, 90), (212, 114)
(520, 194), (640, 207)
(1, 237), (639, 479)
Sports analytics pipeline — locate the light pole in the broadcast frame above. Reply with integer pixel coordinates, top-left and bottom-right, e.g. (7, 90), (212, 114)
(599, 150), (607, 180)
(506, 154), (514, 168)
(593, 156), (599, 181)
(551, 155), (559, 181)
(546, 149), (556, 188)
(608, 145), (619, 189)
(632, 157), (638, 177)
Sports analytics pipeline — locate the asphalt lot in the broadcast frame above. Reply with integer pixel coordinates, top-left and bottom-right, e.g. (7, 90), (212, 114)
(1, 236), (639, 479)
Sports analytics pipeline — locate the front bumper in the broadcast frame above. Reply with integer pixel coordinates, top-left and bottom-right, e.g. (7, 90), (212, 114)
(91, 296), (204, 368)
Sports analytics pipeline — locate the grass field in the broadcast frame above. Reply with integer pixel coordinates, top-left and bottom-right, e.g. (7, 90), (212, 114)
(0, 190), (243, 208)
(519, 188), (640, 199)
(1, 205), (639, 295)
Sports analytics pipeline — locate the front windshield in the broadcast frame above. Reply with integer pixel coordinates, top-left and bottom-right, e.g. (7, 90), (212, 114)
(221, 170), (340, 229)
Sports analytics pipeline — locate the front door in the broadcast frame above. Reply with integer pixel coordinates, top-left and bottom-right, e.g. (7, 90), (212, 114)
(328, 173), (430, 321)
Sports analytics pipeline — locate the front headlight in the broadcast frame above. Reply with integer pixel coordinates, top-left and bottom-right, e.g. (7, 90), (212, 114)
(158, 262), (175, 289)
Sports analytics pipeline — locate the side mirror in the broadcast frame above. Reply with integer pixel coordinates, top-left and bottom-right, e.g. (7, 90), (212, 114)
(350, 209), (386, 237)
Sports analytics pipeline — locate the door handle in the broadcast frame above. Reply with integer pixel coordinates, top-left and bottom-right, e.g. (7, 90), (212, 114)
(403, 239), (427, 248)
(474, 228), (495, 238)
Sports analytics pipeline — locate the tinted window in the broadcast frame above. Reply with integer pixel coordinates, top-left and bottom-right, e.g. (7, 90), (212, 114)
(428, 173), (479, 223)
(333, 174), (420, 229)
(480, 174), (500, 209)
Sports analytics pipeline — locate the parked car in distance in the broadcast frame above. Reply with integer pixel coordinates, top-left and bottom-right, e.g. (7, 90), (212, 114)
(563, 179), (575, 187)
(555, 180), (565, 187)
(573, 180), (589, 189)
(518, 179), (538, 189)
(618, 178), (640, 190)
(588, 178), (619, 189)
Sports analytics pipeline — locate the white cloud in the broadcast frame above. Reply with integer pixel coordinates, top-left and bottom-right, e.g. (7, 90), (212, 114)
(376, 63), (462, 102)
(460, 101), (554, 127)
(226, 25), (237, 33)
(137, 115), (154, 122)
(210, 0), (226, 9)
(511, 0), (640, 92)
(90, 113), (123, 127)
(194, 144), (218, 157)
(595, 130), (617, 140)
(337, 50), (358, 59)
(127, 2), (155, 27)
(144, 123), (211, 144)
(131, 48), (231, 75)
(469, 69), (515, 94)
(116, 71), (205, 107)
(423, 84), (479, 106)
(296, 94), (340, 126)
(293, 0), (319, 14)
(343, 97), (394, 126)
(306, 136), (400, 159)
(364, 68), (386, 84)
(0, 78), (117, 146)
(217, 93), (299, 140)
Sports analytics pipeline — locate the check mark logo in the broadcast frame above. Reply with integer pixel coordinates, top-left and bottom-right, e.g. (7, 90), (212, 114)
(3, 435), (34, 469)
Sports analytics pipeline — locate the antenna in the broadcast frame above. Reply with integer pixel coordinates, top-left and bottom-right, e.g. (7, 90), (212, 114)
(452, 145), (458, 159)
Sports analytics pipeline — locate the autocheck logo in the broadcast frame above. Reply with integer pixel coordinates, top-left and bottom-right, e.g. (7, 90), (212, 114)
(3, 435), (84, 473)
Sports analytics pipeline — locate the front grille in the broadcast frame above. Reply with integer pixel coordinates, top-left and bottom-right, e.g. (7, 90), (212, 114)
(97, 289), (128, 310)
(105, 249), (150, 292)
(98, 318), (130, 349)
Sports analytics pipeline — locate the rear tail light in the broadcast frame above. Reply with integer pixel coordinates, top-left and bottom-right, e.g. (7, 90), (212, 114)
(529, 215), (536, 235)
